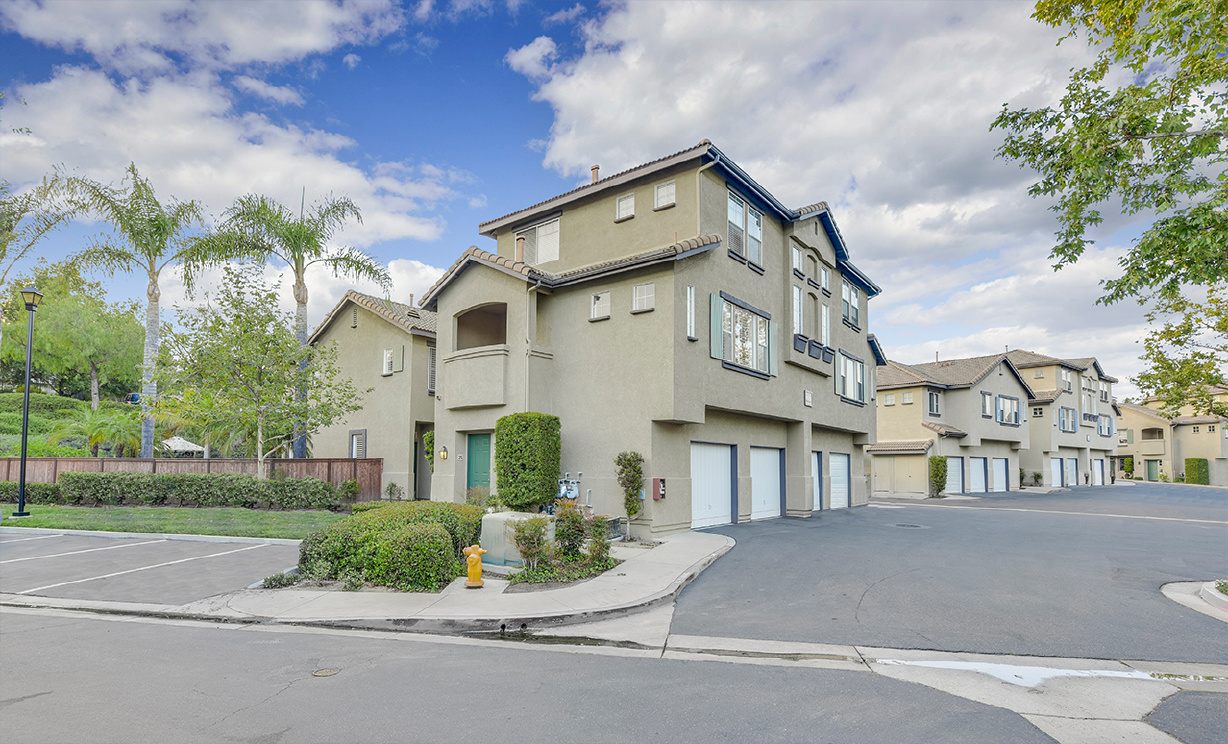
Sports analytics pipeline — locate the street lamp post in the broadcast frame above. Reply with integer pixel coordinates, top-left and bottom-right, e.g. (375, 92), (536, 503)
(12, 286), (43, 519)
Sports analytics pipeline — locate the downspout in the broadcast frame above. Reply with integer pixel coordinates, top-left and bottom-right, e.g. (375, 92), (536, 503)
(696, 150), (721, 236)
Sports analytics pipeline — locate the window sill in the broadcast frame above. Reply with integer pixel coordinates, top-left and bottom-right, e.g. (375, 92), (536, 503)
(793, 268), (805, 280)
(722, 360), (770, 380)
(747, 261), (765, 275)
(652, 202), (675, 212)
(614, 214), (634, 224)
(728, 249), (747, 263)
(822, 288), (831, 297)
(589, 315), (610, 323)
(630, 307), (654, 315)
(806, 277), (822, 291)
(839, 396), (866, 407)
(997, 422), (1021, 428)
(842, 318), (862, 332)
(982, 414), (993, 419)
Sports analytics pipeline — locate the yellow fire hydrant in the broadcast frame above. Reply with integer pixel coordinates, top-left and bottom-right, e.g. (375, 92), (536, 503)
(463, 544), (488, 588)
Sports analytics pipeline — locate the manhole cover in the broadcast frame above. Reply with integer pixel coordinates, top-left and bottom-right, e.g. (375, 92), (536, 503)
(312, 669), (339, 677)
(893, 523), (928, 529)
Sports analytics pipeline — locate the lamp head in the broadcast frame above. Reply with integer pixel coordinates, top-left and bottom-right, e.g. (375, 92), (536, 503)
(20, 286), (43, 311)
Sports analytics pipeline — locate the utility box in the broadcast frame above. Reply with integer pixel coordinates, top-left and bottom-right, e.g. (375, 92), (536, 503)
(652, 477), (666, 500)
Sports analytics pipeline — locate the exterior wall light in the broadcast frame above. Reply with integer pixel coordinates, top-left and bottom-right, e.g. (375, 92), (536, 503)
(439, 446), (448, 460)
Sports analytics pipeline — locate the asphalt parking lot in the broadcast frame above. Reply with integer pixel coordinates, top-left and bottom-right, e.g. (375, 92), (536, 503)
(0, 531), (300, 605)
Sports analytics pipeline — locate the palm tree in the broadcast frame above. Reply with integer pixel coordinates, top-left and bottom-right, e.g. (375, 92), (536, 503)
(48, 406), (112, 457)
(0, 178), (72, 351)
(192, 192), (390, 458)
(54, 163), (205, 458)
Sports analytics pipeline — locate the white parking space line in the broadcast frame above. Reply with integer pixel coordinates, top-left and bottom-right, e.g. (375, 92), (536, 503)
(0, 534), (66, 543)
(1, 539), (166, 564)
(16, 544), (268, 595)
(900, 502), (1228, 525)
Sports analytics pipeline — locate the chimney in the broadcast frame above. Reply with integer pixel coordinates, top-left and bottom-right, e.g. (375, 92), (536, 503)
(591, 165), (599, 183)
(407, 293), (414, 308)
(515, 235), (525, 263)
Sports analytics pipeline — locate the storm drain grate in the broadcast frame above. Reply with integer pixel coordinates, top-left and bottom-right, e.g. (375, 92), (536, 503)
(893, 523), (928, 529)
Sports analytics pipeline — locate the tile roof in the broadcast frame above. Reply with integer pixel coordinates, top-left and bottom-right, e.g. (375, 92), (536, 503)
(1172, 415), (1223, 426)
(867, 440), (933, 455)
(1029, 389), (1065, 404)
(922, 421), (967, 438)
(1116, 401), (1172, 422)
(420, 234), (722, 310)
(308, 290), (436, 344)
(795, 202), (830, 216)
(877, 353), (1032, 399)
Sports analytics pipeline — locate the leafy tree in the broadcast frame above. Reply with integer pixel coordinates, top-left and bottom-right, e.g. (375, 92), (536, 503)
(190, 193), (390, 458)
(1134, 284), (1227, 418)
(155, 266), (367, 478)
(992, 0), (1228, 304)
(54, 163), (210, 458)
(1, 261), (142, 409)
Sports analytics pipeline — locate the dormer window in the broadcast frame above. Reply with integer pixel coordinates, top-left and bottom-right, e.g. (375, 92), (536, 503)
(516, 218), (559, 264)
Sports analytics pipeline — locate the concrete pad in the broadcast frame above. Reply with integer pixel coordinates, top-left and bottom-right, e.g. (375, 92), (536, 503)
(544, 603), (675, 647)
(1021, 716), (1182, 744)
(1161, 581), (1228, 623)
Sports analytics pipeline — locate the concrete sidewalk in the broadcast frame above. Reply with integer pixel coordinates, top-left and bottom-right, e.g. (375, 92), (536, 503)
(1, 530), (734, 634)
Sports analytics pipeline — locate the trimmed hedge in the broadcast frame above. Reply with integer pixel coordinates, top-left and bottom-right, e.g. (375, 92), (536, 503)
(0, 481), (61, 504)
(1185, 458), (1210, 486)
(53, 471), (350, 511)
(494, 412), (561, 511)
(298, 501), (480, 591)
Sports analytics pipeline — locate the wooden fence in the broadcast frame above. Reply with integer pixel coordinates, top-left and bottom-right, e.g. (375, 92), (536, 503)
(0, 457), (384, 502)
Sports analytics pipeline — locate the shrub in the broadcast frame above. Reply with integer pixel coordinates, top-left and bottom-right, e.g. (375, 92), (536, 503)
(554, 501), (585, 558)
(423, 430), (435, 473)
(928, 456), (948, 498)
(615, 451), (644, 518)
(585, 513), (611, 566)
(1031, 471), (1043, 486)
(1123, 456), (1134, 474)
(1185, 458), (1210, 485)
(262, 571), (301, 589)
(494, 412), (561, 511)
(337, 479), (360, 503)
(0, 481), (62, 504)
(54, 471), (346, 510)
(330, 501), (481, 558)
(385, 482), (406, 500)
(464, 486), (492, 508)
(512, 515), (551, 570)
(351, 501), (389, 514)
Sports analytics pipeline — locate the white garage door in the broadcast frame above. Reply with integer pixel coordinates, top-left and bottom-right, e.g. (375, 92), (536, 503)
(750, 447), (783, 520)
(830, 453), (850, 509)
(945, 457), (963, 495)
(1066, 458), (1078, 486)
(992, 458), (1009, 492)
(1093, 459), (1104, 486)
(812, 451), (823, 511)
(1050, 458), (1063, 487)
(969, 457), (987, 493)
(691, 443), (733, 529)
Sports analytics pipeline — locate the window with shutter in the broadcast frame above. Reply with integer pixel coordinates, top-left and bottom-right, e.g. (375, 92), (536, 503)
(727, 192), (745, 255)
(747, 208), (763, 265)
(349, 430), (367, 459)
(708, 293), (776, 377)
(821, 303), (830, 346)
(792, 286), (804, 335)
(427, 344), (436, 395)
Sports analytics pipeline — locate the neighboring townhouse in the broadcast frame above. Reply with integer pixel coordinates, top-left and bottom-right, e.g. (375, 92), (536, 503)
(1115, 401), (1175, 481)
(1118, 387), (1228, 484)
(1005, 350), (1117, 487)
(420, 140), (884, 535)
(310, 291), (437, 500)
(871, 354), (1032, 496)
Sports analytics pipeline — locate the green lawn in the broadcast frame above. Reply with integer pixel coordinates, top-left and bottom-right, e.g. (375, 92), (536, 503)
(0, 504), (346, 539)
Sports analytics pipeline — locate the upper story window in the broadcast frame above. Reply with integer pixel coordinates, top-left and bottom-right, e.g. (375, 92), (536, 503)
(927, 390), (941, 416)
(1141, 427), (1164, 440)
(1082, 390), (1095, 415)
(1099, 381), (1110, 402)
(590, 291), (611, 321)
(632, 283), (655, 313)
(792, 245), (802, 273)
(1058, 406), (1078, 432)
(1032, 407), (1043, 417)
(820, 303), (830, 346)
(1192, 426), (1201, 433)
(981, 391), (993, 417)
(516, 218), (559, 264)
(996, 396), (1020, 425)
(839, 354), (866, 403)
(382, 348), (395, 377)
(884, 393), (896, 406)
(902, 391), (914, 405)
(716, 295), (772, 375)
(727, 192), (763, 265)
(616, 193), (635, 221)
(1060, 368), (1073, 391)
(1120, 428), (1132, 444)
(654, 181), (675, 209)
(841, 278), (861, 328)
(1098, 414), (1114, 436)
(455, 303), (507, 350)
(820, 266), (830, 292)
(427, 344), (436, 395)
(792, 285), (804, 335)
(686, 285), (696, 338)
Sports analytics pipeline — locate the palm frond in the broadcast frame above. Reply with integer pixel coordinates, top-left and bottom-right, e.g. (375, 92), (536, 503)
(319, 247), (393, 293)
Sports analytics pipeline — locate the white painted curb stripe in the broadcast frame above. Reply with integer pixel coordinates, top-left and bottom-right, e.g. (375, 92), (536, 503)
(0, 533), (66, 543)
(1, 539), (167, 564)
(16, 544), (268, 595)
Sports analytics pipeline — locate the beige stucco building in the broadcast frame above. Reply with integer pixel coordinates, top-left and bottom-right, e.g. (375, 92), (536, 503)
(310, 291), (437, 500)
(871, 354), (1032, 496)
(1117, 387), (1228, 484)
(420, 140), (884, 534)
(1005, 350), (1117, 487)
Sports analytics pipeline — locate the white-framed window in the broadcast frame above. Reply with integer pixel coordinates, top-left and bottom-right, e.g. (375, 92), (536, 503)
(1058, 406), (1078, 432)
(1060, 368), (1073, 391)
(721, 300), (770, 374)
(654, 181), (675, 209)
(884, 393), (896, 406)
(747, 208), (762, 265)
(632, 283), (655, 313)
(1209, 424), (1217, 433)
(842, 279), (860, 327)
(792, 285), (804, 335)
(1193, 426), (1201, 433)
(821, 303), (830, 346)
(616, 193), (635, 221)
(902, 391), (914, 405)
(427, 344), (436, 395)
(591, 291), (610, 320)
(820, 266), (830, 292)
(996, 396), (1020, 425)
(981, 391), (993, 417)
(516, 218), (559, 264)
(1099, 380), (1110, 401)
(927, 390), (940, 415)
(1032, 407), (1043, 417)
(1034, 369), (1044, 378)
(727, 191), (763, 265)
(686, 285), (695, 338)
(839, 354), (866, 403)
(792, 245), (803, 273)
(349, 430), (367, 459)
(382, 348), (394, 376)
(1098, 414), (1113, 436)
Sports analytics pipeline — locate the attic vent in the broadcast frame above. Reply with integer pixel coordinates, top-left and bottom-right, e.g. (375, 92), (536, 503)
(351, 307), (358, 328)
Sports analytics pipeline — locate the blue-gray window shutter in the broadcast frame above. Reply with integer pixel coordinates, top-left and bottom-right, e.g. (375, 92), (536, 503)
(768, 320), (779, 376)
(710, 294), (723, 359)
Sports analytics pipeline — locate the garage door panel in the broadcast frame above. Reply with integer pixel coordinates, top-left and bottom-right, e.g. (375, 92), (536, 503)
(691, 443), (732, 529)
(1093, 459), (1104, 486)
(830, 453), (850, 509)
(1066, 458), (1078, 486)
(750, 447), (782, 520)
(970, 457), (987, 493)
(1050, 458), (1063, 487)
(992, 458), (1008, 492)
(945, 457), (963, 495)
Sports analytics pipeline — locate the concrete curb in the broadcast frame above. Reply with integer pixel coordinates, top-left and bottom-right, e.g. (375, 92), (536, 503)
(1199, 581), (1228, 612)
(0, 525), (301, 546)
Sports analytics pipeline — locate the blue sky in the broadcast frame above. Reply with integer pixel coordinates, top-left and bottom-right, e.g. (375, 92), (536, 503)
(0, 0), (1154, 394)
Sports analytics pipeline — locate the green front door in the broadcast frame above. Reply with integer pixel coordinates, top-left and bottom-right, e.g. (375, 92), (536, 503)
(1146, 459), (1159, 481)
(467, 433), (491, 490)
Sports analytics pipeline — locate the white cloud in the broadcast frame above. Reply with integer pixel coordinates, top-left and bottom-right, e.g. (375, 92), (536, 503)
(232, 76), (304, 105)
(505, 36), (557, 80)
(0, 0), (404, 73)
(544, 4), (585, 25)
(342, 53), (362, 69)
